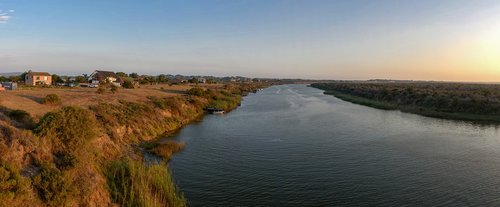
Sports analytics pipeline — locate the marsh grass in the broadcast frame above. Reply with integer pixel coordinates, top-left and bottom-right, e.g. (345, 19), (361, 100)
(106, 159), (186, 207)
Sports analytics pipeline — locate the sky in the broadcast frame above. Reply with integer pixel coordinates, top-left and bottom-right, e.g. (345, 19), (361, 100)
(0, 0), (499, 81)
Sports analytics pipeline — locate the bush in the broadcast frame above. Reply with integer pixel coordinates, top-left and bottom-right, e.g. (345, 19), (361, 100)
(33, 164), (69, 206)
(122, 80), (134, 89)
(106, 159), (186, 207)
(187, 87), (206, 97)
(42, 94), (61, 105)
(0, 162), (26, 201)
(35, 106), (98, 153)
(54, 152), (77, 170)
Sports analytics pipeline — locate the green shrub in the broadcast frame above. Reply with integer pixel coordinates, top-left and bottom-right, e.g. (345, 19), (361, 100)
(106, 159), (186, 207)
(35, 106), (98, 153)
(122, 80), (134, 89)
(0, 162), (26, 201)
(33, 164), (69, 206)
(54, 152), (77, 170)
(187, 87), (206, 97)
(42, 94), (61, 105)
(151, 98), (167, 110)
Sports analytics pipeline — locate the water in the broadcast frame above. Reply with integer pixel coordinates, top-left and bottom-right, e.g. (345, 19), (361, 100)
(169, 84), (500, 206)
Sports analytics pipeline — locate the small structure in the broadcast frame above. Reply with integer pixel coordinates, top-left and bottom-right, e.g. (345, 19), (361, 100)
(88, 70), (121, 86)
(1, 82), (17, 90)
(25, 71), (52, 86)
(197, 78), (207, 84)
(207, 107), (225, 114)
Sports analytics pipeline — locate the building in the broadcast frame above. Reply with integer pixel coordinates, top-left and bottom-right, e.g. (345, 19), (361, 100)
(88, 70), (121, 86)
(197, 78), (207, 84)
(25, 71), (52, 86)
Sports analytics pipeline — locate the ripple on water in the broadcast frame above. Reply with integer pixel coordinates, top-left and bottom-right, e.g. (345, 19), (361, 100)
(170, 84), (500, 207)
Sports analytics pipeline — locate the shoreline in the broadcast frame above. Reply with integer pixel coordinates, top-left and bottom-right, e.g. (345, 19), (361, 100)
(0, 83), (268, 206)
(319, 89), (500, 124)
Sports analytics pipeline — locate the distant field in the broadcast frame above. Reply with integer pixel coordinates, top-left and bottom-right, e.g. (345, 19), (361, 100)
(0, 83), (221, 118)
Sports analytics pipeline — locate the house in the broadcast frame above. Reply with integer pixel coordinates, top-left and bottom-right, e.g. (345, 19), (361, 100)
(25, 71), (52, 86)
(88, 70), (121, 86)
(197, 78), (207, 84)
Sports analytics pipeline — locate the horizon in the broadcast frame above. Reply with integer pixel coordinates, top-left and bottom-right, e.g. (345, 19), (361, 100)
(1, 0), (499, 81)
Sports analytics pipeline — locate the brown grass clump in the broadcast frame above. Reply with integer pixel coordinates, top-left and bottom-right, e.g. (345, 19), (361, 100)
(149, 141), (185, 160)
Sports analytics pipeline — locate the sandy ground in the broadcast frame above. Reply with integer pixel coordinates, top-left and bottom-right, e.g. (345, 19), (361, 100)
(0, 83), (219, 118)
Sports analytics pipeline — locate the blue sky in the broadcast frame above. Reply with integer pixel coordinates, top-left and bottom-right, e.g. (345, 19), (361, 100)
(1, 0), (499, 80)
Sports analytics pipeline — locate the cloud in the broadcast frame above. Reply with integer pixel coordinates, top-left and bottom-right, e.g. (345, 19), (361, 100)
(0, 15), (10, 23)
(0, 9), (13, 23)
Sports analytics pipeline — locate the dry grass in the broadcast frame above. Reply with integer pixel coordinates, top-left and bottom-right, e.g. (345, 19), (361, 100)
(0, 84), (198, 119)
(149, 141), (186, 161)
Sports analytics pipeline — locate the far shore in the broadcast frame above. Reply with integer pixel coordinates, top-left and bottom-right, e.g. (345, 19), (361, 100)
(318, 89), (500, 124)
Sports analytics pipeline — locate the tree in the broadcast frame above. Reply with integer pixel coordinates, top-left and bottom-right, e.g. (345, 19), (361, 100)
(116, 72), (128, 77)
(52, 74), (64, 83)
(9, 76), (22, 82)
(157, 74), (169, 83)
(129, 73), (139, 79)
(20, 72), (27, 81)
(74, 76), (87, 83)
(188, 78), (198, 84)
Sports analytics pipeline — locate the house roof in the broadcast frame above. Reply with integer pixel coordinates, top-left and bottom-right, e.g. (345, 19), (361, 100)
(28, 71), (51, 76)
(90, 70), (120, 82)
(94, 70), (118, 78)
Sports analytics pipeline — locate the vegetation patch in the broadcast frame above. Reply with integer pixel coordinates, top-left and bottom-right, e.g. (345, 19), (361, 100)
(35, 106), (99, 153)
(0, 107), (35, 129)
(122, 80), (134, 89)
(42, 94), (61, 105)
(105, 159), (186, 207)
(149, 141), (185, 160)
(312, 82), (500, 123)
(0, 162), (27, 202)
(33, 164), (70, 206)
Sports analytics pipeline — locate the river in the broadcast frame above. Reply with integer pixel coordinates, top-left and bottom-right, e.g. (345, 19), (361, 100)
(169, 84), (500, 206)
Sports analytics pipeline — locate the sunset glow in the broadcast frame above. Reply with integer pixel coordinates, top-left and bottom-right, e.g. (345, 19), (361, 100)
(0, 0), (499, 81)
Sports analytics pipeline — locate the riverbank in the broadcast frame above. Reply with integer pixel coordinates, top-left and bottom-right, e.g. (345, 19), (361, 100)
(312, 82), (500, 123)
(0, 83), (267, 206)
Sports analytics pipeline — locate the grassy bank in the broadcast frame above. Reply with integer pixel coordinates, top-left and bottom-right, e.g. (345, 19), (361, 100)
(315, 83), (500, 123)
(0, 83), (267, 206)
